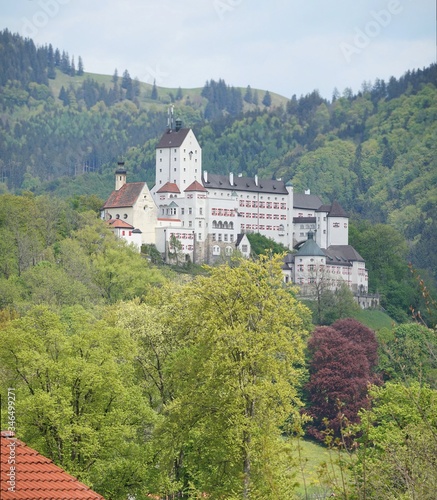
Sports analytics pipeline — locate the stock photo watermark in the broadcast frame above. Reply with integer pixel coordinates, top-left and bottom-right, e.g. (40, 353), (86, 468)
(22, 0), (71, 38)
(214, 0), (244, 20)
(5, 388), (17, 492)
(140, 65), (169, 86)
(340, 0), (404, 63)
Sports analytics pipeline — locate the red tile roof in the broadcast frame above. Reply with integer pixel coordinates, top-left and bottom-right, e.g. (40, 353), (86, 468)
(156, 182), (181, 194)
(106, 219), (134, 229)
(1, 433), (105, 499)
(102, 182), (145, 209)
(185, 180), (207, 192)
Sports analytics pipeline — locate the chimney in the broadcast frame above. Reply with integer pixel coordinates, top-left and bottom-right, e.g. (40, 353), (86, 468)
(305, 188), (311, 195)
(175, 119), (182, 131)
(203, 170), (208, 183)
(115, 161), (127, 191)
(254, 174), (258, 186)
(229, 172), (234, 186)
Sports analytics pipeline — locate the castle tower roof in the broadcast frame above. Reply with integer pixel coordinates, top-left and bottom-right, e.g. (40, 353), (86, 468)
(156, 182), (181, 194)
(185, 180), (207, 192)
(296, 231), (325, 257)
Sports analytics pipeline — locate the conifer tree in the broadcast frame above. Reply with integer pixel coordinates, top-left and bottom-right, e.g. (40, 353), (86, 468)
(151, 79), (158, 100)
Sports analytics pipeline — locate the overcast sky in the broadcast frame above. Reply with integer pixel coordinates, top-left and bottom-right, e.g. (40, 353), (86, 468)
(2, 0), (436, 98)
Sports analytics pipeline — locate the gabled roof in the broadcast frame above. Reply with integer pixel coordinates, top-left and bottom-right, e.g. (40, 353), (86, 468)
(156, 182), (181, 194)
(203, 173), (288, 194)
(293, 193), (323, 210)
(185, 180), (207, 192)
(316, 200), (348, 218)
(157, 128), (191, 148)
(325, 245), (365, 263)
(0, 432), (105, 499)
(329, 200), (348, 218)
(102, 182), (145, 209)
(296, 232), (325, 257)
(235, 233), (249, 247)
(106, 219), (134, 229)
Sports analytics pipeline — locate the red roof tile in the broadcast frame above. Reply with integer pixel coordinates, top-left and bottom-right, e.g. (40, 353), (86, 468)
(156, 182), (181, 194)
(102, 182), (145, 209)
(106, 219), (134, 229)
(185, 180), (207, 192)
(1, 434), (105, 499)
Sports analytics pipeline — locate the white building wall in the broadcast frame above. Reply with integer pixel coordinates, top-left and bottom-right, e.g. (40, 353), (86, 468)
(327, 216), (349, 247)
(154, 130), (201, 194)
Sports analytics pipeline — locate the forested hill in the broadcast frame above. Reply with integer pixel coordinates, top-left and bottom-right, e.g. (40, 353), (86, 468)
(0, 29), (436, 284)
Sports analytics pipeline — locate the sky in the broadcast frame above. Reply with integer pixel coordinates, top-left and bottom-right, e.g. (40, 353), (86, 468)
(2, 0), (436, 98)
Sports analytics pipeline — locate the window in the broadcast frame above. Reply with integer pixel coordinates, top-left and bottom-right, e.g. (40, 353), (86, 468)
(218, 234), (222, 242)
(181, 208), (185, 215)
(225, 246), (233, 256)
(189, 221), (192, 227)
(242, 245), (248, 252)
(199, 221), (202, 227)
(123, 214), (128, 219)
(212, 233), (216, 241)
(189, 208), (192, 215)
(224, 234), (228, 242)
(198, 233), (201, 241)
(116, 214), (120, 219)
(122, 230), (125, 236)
(230, 234), (234, 242)
(213, 245), (220, 256)
(199, 207), (203, 215)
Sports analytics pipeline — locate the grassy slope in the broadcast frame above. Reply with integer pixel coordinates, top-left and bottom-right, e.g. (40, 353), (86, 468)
(48, 71), (289, 110)
(350, 308), (396, 331)
(294, 438), (349, 498)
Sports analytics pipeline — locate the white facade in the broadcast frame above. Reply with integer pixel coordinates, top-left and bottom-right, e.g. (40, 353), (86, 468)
(153, 128), (202, 195)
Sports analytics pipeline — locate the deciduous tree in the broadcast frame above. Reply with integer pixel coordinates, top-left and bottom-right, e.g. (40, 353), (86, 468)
(157, 255), (311, 498)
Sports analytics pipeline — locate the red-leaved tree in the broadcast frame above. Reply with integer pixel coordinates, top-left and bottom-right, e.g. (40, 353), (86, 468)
(305, 319), (380, 442)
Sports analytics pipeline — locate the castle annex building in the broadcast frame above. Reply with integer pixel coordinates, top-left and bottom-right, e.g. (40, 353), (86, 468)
(102, 122), (371, 304)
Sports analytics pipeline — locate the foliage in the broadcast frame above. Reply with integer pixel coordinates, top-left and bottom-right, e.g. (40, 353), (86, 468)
(307, 281), (359, 325)
(0, 305), (157, 499)
(155, 255), (312, 498)
(351, 382), (437, 499)
(305, 319), (380, 441)
(246, 232), (288, 256)
(377, 323), (437, 387)
(0, 194), (167, 310)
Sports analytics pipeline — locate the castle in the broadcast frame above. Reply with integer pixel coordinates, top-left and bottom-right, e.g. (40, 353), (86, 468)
(102, 120), (373, 306)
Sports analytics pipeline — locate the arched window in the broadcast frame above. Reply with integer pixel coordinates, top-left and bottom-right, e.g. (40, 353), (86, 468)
(213, 245), (221, 256)
(225, 246), (233, 256)
(229, 221), (234, 230)
(218, 221), (223, 229)
(223, 221), (228, 229)
(212, 220), (217, 228)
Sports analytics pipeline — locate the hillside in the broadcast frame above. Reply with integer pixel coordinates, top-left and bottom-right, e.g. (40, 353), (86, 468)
(0, 29), (436, 288)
